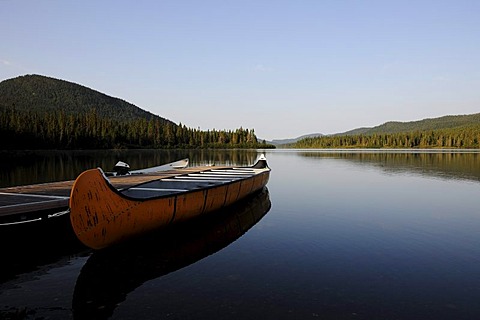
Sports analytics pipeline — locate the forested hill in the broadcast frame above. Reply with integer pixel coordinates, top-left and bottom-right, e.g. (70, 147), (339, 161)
(0, 75), (273, 149)
(0, 74), (172, 124)
(292, 113), (480, 149)
(339, 113), (480, 136)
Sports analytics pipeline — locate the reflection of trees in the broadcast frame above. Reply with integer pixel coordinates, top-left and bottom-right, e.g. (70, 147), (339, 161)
(0, 150), (262, 188)
(298, 151), (480, 182)
(72, 188), (271, 320)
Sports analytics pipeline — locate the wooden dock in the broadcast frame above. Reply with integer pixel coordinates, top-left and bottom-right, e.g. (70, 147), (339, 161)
(0, 166), (215, 224)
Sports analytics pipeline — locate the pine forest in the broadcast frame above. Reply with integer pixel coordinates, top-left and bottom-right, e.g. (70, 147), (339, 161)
(292, 125), (480, 149)
(1, 107), (272, 149)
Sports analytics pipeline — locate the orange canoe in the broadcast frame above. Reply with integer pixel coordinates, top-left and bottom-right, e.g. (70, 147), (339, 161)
(69, 156), (270, 249)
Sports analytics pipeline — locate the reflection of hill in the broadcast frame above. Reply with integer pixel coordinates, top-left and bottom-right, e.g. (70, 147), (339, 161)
(72, 188), (271, 320)
(299, 151), (480, 182)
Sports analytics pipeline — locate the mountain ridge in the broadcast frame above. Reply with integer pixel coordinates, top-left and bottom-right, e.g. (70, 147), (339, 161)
(0, 74), (174, 125)
(273, 113), (480, 145)
(270, 133), (324, 145)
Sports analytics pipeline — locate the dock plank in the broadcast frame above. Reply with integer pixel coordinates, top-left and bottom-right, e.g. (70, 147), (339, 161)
(0, 166), (218, 218)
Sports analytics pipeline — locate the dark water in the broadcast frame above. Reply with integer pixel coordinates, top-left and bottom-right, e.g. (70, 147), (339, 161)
(1, 149), (480, 319)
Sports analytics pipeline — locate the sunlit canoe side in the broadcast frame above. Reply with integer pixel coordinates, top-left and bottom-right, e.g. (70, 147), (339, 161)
(69, 156), (270, 249)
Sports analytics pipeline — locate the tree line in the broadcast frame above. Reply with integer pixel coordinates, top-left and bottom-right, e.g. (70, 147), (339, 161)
(1, 107), (274, 149)
(292, 126), (480, 149)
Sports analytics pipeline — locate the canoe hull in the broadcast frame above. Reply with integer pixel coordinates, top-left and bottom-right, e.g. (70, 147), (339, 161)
(70, 167), (269, 249)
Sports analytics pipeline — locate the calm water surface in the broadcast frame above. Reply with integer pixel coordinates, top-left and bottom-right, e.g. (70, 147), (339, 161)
(1, 149), (480, 319)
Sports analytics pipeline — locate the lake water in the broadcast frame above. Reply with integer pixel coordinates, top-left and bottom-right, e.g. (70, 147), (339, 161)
(1, 149), (480, 319)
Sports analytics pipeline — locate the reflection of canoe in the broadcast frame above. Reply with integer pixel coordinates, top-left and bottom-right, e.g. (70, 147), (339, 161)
(72, 187), (271, 320)
(69, 155), (270, 249)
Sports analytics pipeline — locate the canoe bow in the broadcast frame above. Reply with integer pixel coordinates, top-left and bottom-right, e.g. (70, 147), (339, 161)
(70, 168), (177, 249)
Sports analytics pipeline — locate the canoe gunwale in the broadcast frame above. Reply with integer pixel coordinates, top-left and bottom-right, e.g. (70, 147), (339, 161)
(101, 161), (270, 203)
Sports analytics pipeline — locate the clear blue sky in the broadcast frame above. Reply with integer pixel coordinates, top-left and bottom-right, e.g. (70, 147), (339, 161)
(1, 0), (479, 140)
